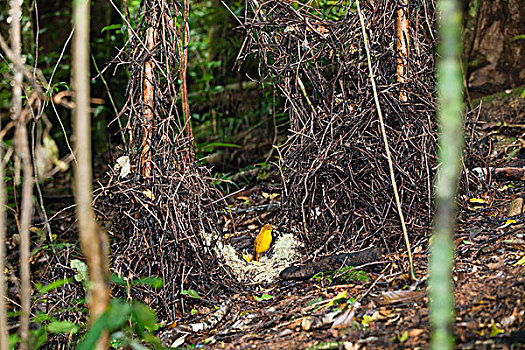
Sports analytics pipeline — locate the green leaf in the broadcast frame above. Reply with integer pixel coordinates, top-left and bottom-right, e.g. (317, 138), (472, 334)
(202, 73), (214, 83)
(398, 330), (408, 342)
(137, 333), (161, 347)
(207, 142), (241, 148)
(33, 312), (52, 323)
(131, 301), (157, 330)
(111, 274), (127, 286)
(211, 85), (225, 93)
(306, 297), (323, 306)
(180, 289), (201, 299)
(9, 334), (20, 348)
(253, 294), (273, 301)
(312, 290), (349, 312)
(513, 255), (525, 266)
(112, 275), (164, 288)
(190, 308), (198, 315)
(70, 259), (88, 283)
(511, 34), (525, 41)
(339, 266), (370, 282)
(132, 276), (164, 289)
(75, 312), (107, 350)
(310, 272), (325, 282)
(489, 322), (504, 337)
(47, 321), (79, 334)
(32, 328), (48, 349)
(101, 24), (122, 33)
(198, 142), (242, 153)
(37, 278), (73, 293)
(110, 335), (122, 348)
(106, 299), (132, 332)
(325, 290), (347, 308)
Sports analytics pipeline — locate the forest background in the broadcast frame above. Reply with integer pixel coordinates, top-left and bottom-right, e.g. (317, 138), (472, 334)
(0, 0), (524, 349)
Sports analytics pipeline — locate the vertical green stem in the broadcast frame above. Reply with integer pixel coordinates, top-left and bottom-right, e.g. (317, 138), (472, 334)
(430, 0), (464, 349)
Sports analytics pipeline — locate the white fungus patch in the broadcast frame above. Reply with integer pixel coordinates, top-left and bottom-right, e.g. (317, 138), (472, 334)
(203, 230), (302, 283)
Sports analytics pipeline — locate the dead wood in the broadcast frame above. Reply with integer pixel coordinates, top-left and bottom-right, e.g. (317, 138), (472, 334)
(396, 0), (410, 102)
(494, 167), (525, 181)
(279, 247), (382, 280)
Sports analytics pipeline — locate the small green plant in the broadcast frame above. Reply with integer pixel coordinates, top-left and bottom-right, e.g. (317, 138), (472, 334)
(253, 294), (273, 302)
(211, 172), (239, 193)
(76, 299), (161, 350)
(310, 266), (369, 284)
(180, 289), (201, 299)
(8, 261), (165, 349)
(255, 162), (270, 181)
(111, 275), (164, 289)
(8, 277), (84, 349)
(336, 266), (370, 282)
(77, 275), (165, 348)
(310, 271), (333, 284)
(310, 0), (357, 20)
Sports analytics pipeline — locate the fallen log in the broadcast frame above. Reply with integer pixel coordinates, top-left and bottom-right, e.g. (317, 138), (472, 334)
(471, 166), (525, 181)
(279, 247), (382, 280)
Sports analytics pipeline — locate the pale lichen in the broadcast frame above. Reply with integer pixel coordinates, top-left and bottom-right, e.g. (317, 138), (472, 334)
(212, 231), (302, 283)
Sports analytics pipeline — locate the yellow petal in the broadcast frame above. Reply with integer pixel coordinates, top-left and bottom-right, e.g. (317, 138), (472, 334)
(143, 189), (155, 200)
(468, 198), (486, 204)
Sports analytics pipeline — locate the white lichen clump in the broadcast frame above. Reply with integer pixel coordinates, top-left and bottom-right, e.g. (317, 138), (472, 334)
(205, 230), (302, 283)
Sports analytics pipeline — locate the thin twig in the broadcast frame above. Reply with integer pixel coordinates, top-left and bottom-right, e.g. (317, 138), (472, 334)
(356, 0), (415, 280)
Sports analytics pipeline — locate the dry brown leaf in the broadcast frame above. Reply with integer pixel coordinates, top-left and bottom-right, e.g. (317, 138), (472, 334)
(277, 328), (293, 337)
(332, 302), (360, 329)
(487, 261), (504, 270)
(507, 197), (524, 216)
(378, 307), (392, 316)
(376, 290), (424, 306)
(300, 311), (339, 331)
(301, 316), (312, 331)
(407, 329), (424, 337)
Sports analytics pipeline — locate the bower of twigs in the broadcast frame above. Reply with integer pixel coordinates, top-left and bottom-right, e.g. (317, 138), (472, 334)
(97, 0), (439, 321)
(97, 0), (235, 321)
(236, 0), (438, 254)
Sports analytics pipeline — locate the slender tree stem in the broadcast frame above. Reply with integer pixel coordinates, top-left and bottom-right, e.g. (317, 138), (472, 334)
(0, 131), (9, 350)
(356, 0), (415, 280)
(181, 0), (195, 158)
(9, 1), (33, 348)
(73, 0), (110, 348)
(430, 0), (464, 349)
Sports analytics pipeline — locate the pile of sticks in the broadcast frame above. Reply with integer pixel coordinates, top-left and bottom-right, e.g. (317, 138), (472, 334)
(99, 0), (233, 320)
(236, 0), (438, 253)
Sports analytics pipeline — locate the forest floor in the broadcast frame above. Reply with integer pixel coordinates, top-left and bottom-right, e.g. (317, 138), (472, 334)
(163, 93), (525, 350)
(18, 93), (524, 349)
